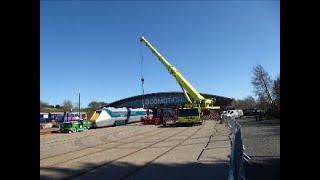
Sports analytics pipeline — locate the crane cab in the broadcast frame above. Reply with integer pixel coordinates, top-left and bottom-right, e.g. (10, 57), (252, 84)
(177, 108), (202, 124)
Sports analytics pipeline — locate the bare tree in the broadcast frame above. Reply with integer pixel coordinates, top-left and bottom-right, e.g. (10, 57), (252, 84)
(88, 101), (107, 110)
(231, 98), (237, 108)
(88, 101), (101, 109)
(63, 100), (73, 112)
(40, 100), (48, 107)
(272, 75), (280, 110)
(243, 96), (257, 109)
(40, 101), (49, 112)
(256, 95), (269, 110)
(251, 64), (273, 105)
(231, 96), (257, 109)
(99, 101), (108, 107)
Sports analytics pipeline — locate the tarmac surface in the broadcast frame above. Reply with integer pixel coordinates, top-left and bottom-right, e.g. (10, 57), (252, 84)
(237, 116), (280, 180)
(40, 120), (231, 180)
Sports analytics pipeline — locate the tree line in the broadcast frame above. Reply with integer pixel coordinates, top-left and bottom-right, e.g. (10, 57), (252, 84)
(40, 101), (108, 110)
(40, 100), (109, 118)
(232, 64), (280, 118)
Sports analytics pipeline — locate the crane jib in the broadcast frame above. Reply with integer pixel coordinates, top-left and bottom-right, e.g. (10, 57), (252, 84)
(139, 36), (217, 110)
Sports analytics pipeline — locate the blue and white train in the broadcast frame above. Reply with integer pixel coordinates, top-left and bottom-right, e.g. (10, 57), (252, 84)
(90, 107), (151, 128)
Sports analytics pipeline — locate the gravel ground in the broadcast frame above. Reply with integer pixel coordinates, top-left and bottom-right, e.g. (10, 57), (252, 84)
(40, 128), (59, 133)
(40, 121), (231, 180)
(237, 116), (280, 180)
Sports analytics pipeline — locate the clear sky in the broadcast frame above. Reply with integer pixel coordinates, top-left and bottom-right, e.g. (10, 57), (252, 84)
(40, 0), (279, 107)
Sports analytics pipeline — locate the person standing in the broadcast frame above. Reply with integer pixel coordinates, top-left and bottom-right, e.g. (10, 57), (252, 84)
(63, 111), (66, 122)
(48, 112), (51, 122)
(254, 108), (258, 121)
(259, 110), (263, 121)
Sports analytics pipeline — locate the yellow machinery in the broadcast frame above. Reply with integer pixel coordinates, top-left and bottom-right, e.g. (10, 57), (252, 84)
(140, 36), (220, 123)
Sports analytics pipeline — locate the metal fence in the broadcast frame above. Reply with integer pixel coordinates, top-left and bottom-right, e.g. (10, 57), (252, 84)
(224, 116), (246, 180)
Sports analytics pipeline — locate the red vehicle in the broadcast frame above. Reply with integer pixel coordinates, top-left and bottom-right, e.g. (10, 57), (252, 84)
(142, 109), (164, 125)
(158, 107), (178, 126)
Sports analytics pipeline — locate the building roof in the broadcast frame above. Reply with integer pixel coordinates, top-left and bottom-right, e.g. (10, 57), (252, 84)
(106, 91), (232, 108)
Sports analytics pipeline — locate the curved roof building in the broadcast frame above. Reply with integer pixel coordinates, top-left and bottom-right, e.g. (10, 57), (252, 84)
(106, 92), (232, 109)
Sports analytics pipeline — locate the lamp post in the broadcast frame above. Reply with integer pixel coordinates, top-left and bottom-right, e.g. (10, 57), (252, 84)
(79, 90), (81, 120)
(141, 77), (144, 108)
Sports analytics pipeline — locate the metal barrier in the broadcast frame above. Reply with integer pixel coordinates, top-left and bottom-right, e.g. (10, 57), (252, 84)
(224, 116), (246, 180)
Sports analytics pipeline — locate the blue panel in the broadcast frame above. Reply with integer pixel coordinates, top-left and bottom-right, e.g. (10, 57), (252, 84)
(104, 109), (146, 118)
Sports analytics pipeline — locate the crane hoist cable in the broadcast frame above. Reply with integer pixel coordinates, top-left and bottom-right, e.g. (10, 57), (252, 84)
(139, 41), (145, 108)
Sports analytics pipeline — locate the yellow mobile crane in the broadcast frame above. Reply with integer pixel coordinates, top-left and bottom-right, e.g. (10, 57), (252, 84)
(140, 36), (220, 124)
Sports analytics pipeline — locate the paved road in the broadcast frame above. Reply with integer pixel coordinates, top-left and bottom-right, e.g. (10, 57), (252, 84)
(40, 120), (231, 180)
(237, 116), (280, 180)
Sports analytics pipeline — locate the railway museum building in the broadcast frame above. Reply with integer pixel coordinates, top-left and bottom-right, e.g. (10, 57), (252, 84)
(105, 92), (232, 110)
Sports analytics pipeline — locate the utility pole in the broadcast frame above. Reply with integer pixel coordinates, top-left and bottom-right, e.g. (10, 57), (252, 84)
(79, 90), (81, 119)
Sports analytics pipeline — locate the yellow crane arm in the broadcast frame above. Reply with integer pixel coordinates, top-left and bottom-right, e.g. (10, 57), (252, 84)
(178, 83), (192, 104)
(140, 36), (205, 103)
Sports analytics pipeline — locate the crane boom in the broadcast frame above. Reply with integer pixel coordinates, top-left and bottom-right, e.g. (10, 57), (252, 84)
(140, 36), (221, 122)
(140, 36), (206, 104)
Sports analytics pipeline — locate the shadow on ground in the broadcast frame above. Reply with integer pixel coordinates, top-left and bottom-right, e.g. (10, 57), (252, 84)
(157, 124), (196, 128)
(40, 161), (229, 180)
(239, 118), (279, 126)
(238, 117), (280, 180)
(244, 157), (280, 180)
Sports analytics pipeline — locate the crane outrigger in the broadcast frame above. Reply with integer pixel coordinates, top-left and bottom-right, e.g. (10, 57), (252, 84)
(140, 36), (220, 124)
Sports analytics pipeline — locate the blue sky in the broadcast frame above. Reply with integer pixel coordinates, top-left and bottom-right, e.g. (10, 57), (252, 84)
(40, 0), (279, 107)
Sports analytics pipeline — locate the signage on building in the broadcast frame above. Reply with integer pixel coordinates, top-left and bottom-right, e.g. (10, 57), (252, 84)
(144, 97), (184, 106)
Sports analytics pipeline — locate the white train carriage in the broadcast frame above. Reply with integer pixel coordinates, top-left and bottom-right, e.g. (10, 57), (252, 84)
(90, 107), (150, 128)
